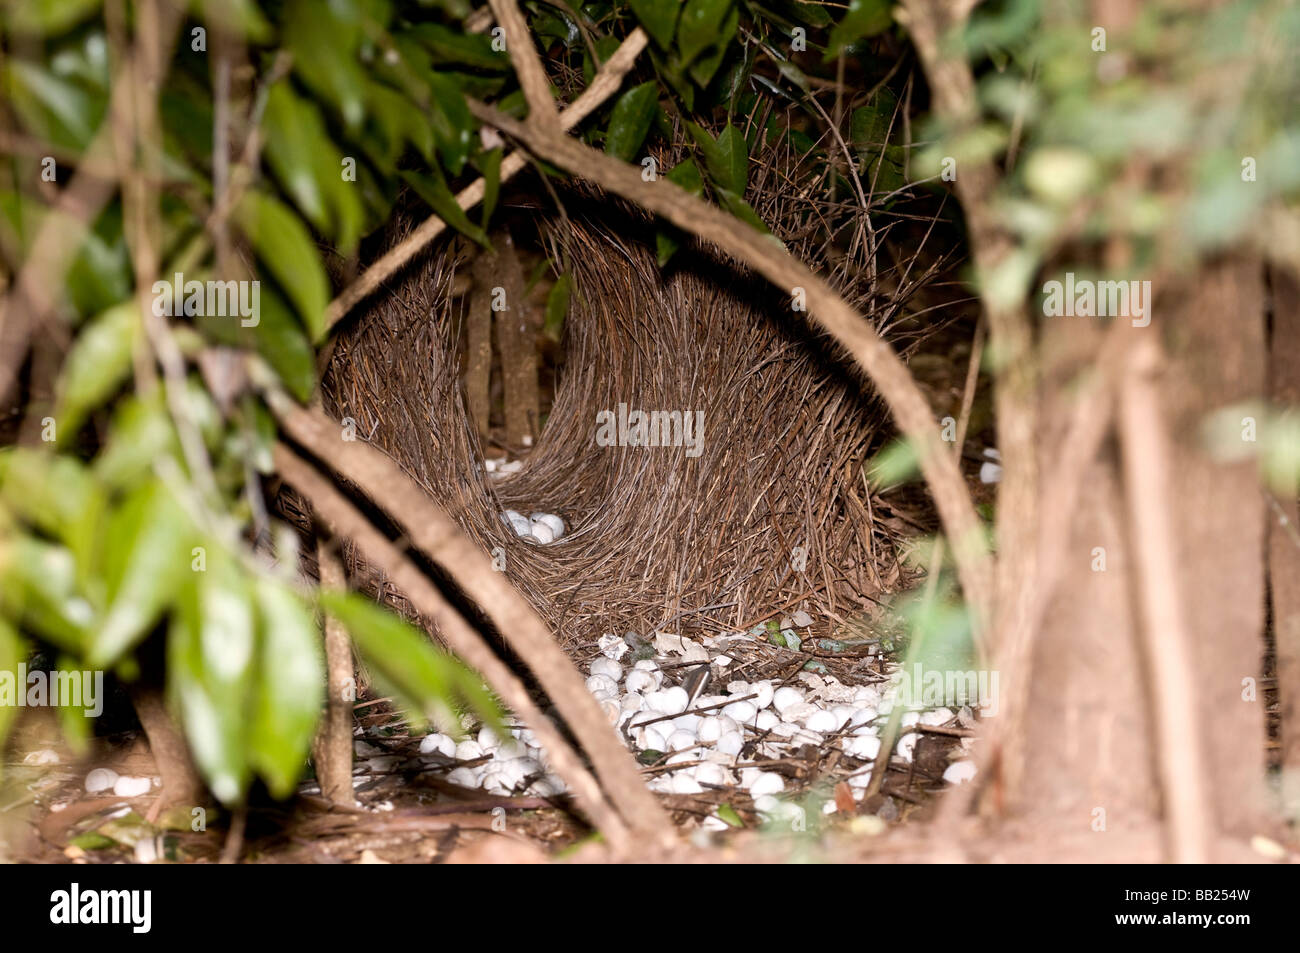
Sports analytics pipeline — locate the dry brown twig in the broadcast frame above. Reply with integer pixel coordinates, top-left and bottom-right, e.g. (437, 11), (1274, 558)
(267, 396), (674, 844)
(1117, 336), (1213, 863)
(274, 444), (639, 850)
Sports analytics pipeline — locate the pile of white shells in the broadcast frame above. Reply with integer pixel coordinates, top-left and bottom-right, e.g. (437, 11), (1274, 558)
(483, 457), (524, 479)
(418, 725), (569, 798)
(419, 616), (977, 824)
(500, 510), (565, 544)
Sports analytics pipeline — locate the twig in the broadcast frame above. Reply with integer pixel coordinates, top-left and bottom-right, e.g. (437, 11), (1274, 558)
(1117, 335), (1213, 863)
(266, 404), (675, 844)
(274, 443), (636, 851)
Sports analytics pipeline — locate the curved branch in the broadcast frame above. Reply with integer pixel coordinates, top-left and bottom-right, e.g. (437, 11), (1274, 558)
(468, 97), (994, 639)
(267, 395), (674, 843)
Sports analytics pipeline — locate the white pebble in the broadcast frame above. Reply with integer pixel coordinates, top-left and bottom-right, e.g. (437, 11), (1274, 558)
(666, 729), (698, 751)
(621, 692), (645, 713)
(721, 700), (757, 724)
(670, 773), (703, 795)
(849, 707), (877, 727)
(716, 731), (744, 756)
(113, 776), (151, 798)
(772, 686), (804, 714)
(85, 768), (119, 794)
(697, 715), (723, 743)
(920, 707), (954, 727)
(754, 710), (779, 731)
(844, 734), (881, 760)
(896, 732), (919, 763)
(747, 772), (785, 797)
(944, 760), (977, 785)
(673, 713), (702, 734)
(625, 670), (659, 694)
(446, 766), (481, 788)
(590, 657), (623, 681)
(651, 686), (689, 715)
(530, 513), (565, 539)
(804, 709), (839, 733)
(598, 633), (629, 660)
(750, 681), (775, 710)
(455, 740), (484, 761)
(695, 762), (730, 787)
(419, 733), (456, 757)
(586, 673), (619, 696)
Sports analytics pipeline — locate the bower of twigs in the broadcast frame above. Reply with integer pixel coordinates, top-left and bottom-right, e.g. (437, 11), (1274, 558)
(318, 138), (958, 655)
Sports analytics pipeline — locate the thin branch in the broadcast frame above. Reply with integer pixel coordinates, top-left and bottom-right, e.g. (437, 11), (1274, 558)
(266, 395), (674, 843)
(1117, 335), (1213, 863)
(274, 444), (634, 850)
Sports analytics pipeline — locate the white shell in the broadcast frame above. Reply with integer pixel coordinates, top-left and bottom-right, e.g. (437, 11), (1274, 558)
(85, 768), (119, 793)
(530, 512), (565, 539)
(529, 521), (555, 544)
(113, 776), (152, 798)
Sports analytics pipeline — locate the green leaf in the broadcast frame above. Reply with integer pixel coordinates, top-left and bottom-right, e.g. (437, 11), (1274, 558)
(53, 654), (95, 754)
(716, 802), (744, 827)
(408, 22), (508, 71)
(319, 590), (503, 736)
(604, 81), (659, 162)
(401, 168), (490, 248)
(284, 0), (367, 130)
(687, 4), (740, 87)
(90, 481), (194, 667)
(0, 620), (25, 772)
(196, 0), (273, 41)
(868, 436), (920, 488)
(94, 394), (181, 491)
(0, 449), (104, 571)
(543, 274), (571, 343)
(427, 72), (475, 177)
(234, 190), (330, 343)
(828, 0), (893, 56)
(630, 0), (682, 48)
(656, 158), (704, 265)
(0, 537), (93, 653)
(678, 0), (735, 67)
(478, 147), (503, 227)
(5, 60), (105, 151)
(687, 122), (748, 195)
(168, 554), (255, 805)
(56, 302), (137, 441)
(4, 0), (103, 35)
(248, 580), (323, 799)
(262, 83), (365, 253)
(716, 188), (772, 234)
